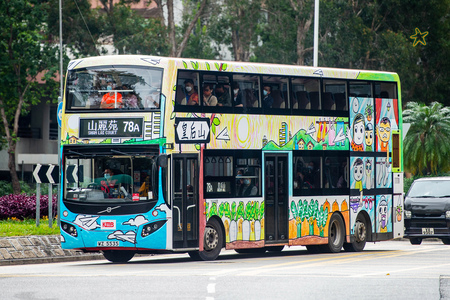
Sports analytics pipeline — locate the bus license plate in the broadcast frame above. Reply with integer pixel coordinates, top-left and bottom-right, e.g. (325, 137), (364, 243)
(422, 228), (434, 235)
(97, 241), (120, 247)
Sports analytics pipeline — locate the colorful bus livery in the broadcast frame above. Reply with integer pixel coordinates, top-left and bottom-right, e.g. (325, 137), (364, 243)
(60, 55), (403, 262)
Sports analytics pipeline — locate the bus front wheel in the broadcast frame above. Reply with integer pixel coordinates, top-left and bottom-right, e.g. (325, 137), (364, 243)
(102, 250), (135, 263)
(326, 213), (345, 253)
(197, 218), (223, 261)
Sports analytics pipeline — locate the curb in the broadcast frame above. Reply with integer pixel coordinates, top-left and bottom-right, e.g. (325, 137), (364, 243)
(0, 235), (103, 266)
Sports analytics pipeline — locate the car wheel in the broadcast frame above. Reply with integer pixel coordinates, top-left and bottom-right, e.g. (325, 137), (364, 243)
(409, 238), (422, 245)
(197, 218), (223, 261)
(102, 250), (135, 263)
(441, 238), (450, 245)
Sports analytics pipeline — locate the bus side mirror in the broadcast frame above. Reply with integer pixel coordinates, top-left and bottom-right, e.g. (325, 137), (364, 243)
(157, 154), (168, 168)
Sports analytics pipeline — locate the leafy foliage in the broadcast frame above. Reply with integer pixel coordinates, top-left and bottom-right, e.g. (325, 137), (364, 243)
(403, 102), (450, 175)
(0, 194), (57, 220)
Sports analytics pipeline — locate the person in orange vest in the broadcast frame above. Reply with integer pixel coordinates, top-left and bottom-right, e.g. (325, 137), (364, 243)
(100, 81), (123, 109)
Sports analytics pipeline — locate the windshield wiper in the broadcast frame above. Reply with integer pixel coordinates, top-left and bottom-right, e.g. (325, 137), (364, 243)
(438, 195), (450, 198)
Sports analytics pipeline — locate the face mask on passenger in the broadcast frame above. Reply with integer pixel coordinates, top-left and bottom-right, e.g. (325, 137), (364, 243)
(104, 173), (110, 179)
(244, 179), (250, 185)
(107, 85), (112, 91)
(185, 86), (192, 92)
(263, 90), (268, 96)
(234, 89), (239, 95)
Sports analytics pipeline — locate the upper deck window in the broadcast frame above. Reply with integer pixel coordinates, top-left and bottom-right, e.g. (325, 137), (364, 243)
(66, 66), (163, 111)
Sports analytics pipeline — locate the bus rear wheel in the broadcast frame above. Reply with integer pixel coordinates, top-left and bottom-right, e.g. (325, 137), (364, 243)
(102, 250), (135, 263)
(196, 218), (223, 261)
(326, 213), (345, 253)
(343, 216), (367, 252)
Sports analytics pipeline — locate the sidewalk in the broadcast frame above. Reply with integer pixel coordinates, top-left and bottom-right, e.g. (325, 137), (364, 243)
(0, 235), (103, 265)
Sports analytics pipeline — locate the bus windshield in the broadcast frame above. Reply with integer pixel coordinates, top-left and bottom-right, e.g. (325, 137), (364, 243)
(66, 66), (163, 110)
(64, 154), (159, 203)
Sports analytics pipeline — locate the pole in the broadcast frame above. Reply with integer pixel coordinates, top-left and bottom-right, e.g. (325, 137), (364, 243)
(48, 183), (53, 228)
(58, 0), (63, 227)
(313, 0), (319, 67)
(36, 183), (40, 227)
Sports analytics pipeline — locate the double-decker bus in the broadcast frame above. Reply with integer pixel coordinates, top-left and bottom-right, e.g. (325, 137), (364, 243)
(60, 55), (404, 262)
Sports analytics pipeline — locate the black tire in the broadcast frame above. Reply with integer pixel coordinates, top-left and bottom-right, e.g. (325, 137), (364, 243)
(102, 250), (135, 263)
(197, 218), (224, 261)
(442, 238), (450, 245)
(326, 213), (345, 253)
(343, 215), (367, 252)
(188, 251), (201, 260)
(235, 248), (266, 254)
(409, 238), (422, 245)
(306, 245), (322, 254)
(265, 245), (284, 252)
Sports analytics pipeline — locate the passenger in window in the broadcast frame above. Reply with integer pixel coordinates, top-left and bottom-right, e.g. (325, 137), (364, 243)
(121, 84), (139, 109)
(262, 85), (274, 108)
(323, 158), (335, 188)
(100, 81), (123, 109)
(232, 82), (244, 107)
(145, 89), (160, 108)
(215, 84), (231, 107)
(305, 161), (319, 188)
(202, 83), (218, 106)
(184, 79), (199, 105)
(237, 173), (258, 196)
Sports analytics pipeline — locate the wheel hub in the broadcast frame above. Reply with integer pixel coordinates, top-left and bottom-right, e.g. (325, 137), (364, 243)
(204, 226), (219, 250)
(354, 220), (366, 242)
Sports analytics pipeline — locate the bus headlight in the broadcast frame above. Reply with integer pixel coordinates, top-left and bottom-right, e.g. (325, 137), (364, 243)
(141, 220), (167, 237)
(404, 210), (412, 219)
(61, 221), (78, 237)
(446, 211), (450, 219)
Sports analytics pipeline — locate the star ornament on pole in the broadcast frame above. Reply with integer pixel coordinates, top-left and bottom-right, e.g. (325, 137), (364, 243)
(410, 28), (429, 47)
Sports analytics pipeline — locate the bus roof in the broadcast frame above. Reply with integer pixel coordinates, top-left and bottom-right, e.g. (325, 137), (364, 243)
(68, 55), (399, 82)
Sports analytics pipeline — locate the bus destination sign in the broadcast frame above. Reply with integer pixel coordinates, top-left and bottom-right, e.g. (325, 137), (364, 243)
(79, 118), (143, 138)
(175, 118), (210, 144)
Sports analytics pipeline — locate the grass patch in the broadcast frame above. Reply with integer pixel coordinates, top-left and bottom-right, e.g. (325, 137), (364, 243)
(0, 218), (60, 237)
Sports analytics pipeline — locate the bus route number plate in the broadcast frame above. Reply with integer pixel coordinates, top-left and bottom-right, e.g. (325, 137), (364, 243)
(97, 241), (120, 247)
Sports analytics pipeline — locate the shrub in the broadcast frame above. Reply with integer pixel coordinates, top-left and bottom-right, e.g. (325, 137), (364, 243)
(0, 194), (57, 220)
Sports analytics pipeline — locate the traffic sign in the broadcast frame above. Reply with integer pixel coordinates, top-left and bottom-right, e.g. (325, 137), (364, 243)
(33, 164), (59, 184)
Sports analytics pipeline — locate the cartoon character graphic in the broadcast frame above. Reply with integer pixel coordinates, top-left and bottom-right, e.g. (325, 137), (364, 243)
(353, 158), (364, 202)
(365, 123), (374, 151)
(377, 117), (391, 153)
(347, 113), (365, 151)
(365, 159), (373, 190)
(377, 157), (390, 187)
(328, 119), (336, 146)
(378, 197), (388, 233)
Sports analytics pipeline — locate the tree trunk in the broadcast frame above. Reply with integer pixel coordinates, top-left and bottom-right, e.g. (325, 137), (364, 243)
(289, 0), (314, 65)
(167, 0), (176, 56)
(0, 98), (21, 194)
(8, 144), (20, 194)
(175, 0), (208, 57)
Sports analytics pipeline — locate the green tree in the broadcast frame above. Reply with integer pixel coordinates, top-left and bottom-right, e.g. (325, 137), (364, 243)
(403, 101), (450, 175)
(0, 0), (58, 194)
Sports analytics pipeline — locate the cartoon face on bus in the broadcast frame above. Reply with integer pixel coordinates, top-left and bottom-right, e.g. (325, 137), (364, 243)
(348, 113), (365, 151)
(378, 197), (388, 232)
(352, 158), (364, 191)
(377, 117), (391, 152)
(365, 123), (374, 151)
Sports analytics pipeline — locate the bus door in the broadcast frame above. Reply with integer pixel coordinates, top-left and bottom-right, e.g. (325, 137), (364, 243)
(264, 153), (289, 243)
(172, 155), (199, 249)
